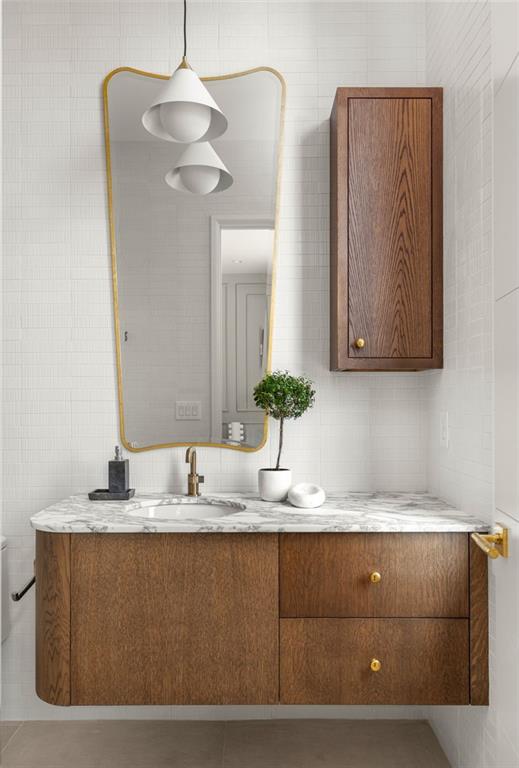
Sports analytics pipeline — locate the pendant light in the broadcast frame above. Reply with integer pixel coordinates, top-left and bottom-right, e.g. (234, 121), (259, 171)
(142, 0), (227, 143)
(165, 142), (233, 195)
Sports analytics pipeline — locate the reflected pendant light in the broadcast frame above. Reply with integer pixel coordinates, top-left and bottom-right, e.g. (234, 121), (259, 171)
(165, 142), (233, 195)
(141, 0), (227, 143)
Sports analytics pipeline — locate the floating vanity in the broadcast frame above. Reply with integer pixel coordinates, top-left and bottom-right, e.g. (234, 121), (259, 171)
(62, 74), (482, 709)
(31, 493), (489, 708)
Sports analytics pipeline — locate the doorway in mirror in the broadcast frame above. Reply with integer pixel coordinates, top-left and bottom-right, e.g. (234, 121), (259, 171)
(210, 221), (274, 447)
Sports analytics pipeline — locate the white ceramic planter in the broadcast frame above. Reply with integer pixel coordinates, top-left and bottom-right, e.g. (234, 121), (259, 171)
(258, 468), (292, 502)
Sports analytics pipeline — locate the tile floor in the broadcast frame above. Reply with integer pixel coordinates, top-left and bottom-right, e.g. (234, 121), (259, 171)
(0, 719), (450, 767)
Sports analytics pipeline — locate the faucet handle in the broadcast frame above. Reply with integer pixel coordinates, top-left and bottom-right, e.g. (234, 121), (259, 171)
(198, 475), (205, 484)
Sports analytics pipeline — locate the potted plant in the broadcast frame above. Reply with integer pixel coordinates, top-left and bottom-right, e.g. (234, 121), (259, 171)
(253, 370), (315, 501)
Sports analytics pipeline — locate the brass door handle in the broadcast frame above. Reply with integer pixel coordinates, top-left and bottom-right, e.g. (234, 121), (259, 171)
(369, 571), (381, 583)
(370, 658), (381, 672)
(354, 338), (365, 349)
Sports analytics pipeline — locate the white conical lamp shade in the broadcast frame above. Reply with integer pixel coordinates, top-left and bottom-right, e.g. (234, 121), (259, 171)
(165, 142), (233, 195)
(142, 65), (228, 143)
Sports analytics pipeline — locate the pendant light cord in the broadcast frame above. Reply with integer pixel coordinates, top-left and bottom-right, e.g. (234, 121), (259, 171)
(183, 0), (187, 59)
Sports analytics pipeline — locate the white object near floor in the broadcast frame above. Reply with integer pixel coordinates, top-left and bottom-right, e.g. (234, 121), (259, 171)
(288, 483), (326, 509)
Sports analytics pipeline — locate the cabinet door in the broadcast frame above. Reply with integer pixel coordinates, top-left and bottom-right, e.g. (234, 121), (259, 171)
(70, 533), (279, 705)
(280, 618), (469, 705)
(330, 88), (443, 370)
(280, 533), (469, 618)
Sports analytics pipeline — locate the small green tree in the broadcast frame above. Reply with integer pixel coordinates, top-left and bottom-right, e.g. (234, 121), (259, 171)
(253, 370), (315, 470)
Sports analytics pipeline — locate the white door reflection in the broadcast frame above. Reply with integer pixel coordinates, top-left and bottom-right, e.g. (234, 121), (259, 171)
(210, 221), (273, 447)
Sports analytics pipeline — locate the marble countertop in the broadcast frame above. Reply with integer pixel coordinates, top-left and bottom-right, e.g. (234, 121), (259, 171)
(30, 492), (488, 534)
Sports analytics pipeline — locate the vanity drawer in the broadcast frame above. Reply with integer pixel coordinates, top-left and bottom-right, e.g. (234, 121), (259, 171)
(280, 533), (469, 618)
(280, 618), (469, 705)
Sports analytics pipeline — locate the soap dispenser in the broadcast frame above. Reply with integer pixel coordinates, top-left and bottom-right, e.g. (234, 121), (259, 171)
(88, 445), (135, 501)
(109, 445), (130, 494)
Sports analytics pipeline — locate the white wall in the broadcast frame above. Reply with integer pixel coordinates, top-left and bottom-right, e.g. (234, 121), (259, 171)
(424, 1), (493, 523)
(490, 5), (519, 767)
(425, 2), (519, 767)
(2, 0), (428, 720)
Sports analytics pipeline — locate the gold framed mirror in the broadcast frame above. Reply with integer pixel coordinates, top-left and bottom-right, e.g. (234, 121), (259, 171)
(103, 66), (285, 452)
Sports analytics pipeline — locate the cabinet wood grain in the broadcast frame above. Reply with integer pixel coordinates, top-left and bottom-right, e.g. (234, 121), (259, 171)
(280, 533), (469, 618)
(330, 87), (443, 371)
(34, 529), (487, 708)
(35, 531), (71, 706)
(280, 618), (469, 705)
(70, 533), (279, 705)
(469, 539), (489, 704)
(349, 97), (431, 357)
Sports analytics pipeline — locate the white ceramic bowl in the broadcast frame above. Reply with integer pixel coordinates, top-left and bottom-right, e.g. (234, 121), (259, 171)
(288, 483), (326, 509)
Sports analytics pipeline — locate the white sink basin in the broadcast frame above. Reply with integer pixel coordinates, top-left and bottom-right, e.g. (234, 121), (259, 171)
(127, 500), (243, 521)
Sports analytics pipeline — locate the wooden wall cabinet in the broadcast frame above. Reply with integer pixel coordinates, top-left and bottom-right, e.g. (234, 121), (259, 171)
(330, 87), (443, 371)
(36, 530), (487, 707)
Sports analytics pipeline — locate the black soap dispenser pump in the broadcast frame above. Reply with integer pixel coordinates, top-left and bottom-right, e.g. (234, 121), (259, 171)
(88, 445), (135, 501)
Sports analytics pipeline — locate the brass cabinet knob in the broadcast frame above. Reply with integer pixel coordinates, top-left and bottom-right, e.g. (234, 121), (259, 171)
(369, 571), (382, 584)
(354, 338), (365, 349)
(370, 658), (382, 672)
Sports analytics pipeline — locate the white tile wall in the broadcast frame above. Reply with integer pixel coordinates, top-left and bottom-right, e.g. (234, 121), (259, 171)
(495, 289), (518, 518)
(2, 0), (428, 720)
(424, 0), (493, 524)
(426, 2), (519, 767)
(491, 3), (519, 768)
(494, 52), (519, 300)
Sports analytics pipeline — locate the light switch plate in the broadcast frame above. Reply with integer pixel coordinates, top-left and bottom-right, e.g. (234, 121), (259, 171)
(176, 401), (202, 420)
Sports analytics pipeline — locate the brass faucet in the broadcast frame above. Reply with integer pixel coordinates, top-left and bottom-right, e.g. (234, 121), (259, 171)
(186, 447), (204, 496)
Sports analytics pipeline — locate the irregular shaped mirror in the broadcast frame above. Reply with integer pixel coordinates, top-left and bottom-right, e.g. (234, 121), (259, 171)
(104, 67), (285, 451)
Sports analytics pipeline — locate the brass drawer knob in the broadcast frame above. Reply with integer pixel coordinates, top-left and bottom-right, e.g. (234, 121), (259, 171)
(370, 658), (381, 673)
(369, 571), (381, 583)
(354, 338), (365, 349)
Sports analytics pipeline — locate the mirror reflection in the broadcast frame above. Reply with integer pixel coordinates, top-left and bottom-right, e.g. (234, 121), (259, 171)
(105, 68), (284, 450)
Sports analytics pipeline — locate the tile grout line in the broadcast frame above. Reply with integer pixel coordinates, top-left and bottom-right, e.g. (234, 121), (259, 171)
(221, 720), (228, 768)
(1, 721), (25, 753)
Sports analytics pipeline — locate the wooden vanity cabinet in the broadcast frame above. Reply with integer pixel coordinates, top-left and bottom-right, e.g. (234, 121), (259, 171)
(36, 530), (488, 707)
(330, 87), (443, 371)
(279, 534), (488, 706)
(36, 532), (279, 706)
